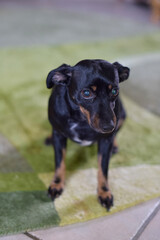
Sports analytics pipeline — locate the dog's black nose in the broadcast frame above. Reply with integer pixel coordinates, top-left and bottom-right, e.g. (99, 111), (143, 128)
(102, 121), (115, 133)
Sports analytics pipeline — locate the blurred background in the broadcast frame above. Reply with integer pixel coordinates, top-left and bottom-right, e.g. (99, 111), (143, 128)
(1, 0), (160, 114)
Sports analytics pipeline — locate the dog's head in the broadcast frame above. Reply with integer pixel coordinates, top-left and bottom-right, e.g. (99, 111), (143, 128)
(46, 59), (130, 134)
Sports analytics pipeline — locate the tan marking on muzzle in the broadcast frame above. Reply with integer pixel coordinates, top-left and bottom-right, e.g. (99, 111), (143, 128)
(117, 118), (124, 129)
(113, 137), (118, 148)
(113, 113), (117, 128)
(79, 105), (91, 125)
(92, 114), (100, 130)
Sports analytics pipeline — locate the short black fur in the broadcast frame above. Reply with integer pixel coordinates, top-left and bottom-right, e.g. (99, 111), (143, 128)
(46, 59), (130, 210)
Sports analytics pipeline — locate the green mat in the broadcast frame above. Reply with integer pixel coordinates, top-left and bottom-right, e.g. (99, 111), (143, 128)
(0, 38), (160, 235)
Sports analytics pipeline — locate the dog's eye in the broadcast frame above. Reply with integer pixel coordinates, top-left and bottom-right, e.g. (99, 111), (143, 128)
(111, 88), (119, 97)
(81, 89), (94, 99)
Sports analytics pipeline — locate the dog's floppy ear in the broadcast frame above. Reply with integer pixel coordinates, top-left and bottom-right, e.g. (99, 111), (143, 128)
(46, 64), (72, 89)
(113, 62), (130, 82)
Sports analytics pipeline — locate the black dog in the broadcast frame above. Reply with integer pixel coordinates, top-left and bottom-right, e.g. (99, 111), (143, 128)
(46, 59), (130, 211)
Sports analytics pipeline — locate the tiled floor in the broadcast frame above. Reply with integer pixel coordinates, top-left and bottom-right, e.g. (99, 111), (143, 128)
(1, 198), (160, 240)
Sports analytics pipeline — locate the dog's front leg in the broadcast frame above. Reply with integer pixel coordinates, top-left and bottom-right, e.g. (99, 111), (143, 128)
(97, 137), (114, 211)
(48, 130), (67, 201)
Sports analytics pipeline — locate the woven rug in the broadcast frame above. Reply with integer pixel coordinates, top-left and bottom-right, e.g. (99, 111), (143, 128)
(0, 46), (160, 236)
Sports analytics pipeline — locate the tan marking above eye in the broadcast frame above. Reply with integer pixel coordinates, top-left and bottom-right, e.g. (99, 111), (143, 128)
(91, 85), (97, 91)
(108, 84), (112, 90)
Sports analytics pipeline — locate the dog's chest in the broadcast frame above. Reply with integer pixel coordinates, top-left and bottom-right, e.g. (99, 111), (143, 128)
(69, 123), (94, 146)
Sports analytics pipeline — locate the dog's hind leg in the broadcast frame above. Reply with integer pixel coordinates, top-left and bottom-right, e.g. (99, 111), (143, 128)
(44, 135), (53, 146)
(48, 130), (67, 201)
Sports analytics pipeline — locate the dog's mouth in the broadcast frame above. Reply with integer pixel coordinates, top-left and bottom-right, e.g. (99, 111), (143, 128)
(79, 105), (116, 134)
(90, 113), (116, 134)
(90, 123), (115, 134)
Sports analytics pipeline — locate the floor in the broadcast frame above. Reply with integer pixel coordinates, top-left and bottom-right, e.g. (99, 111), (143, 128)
(1, 198), (160, 240)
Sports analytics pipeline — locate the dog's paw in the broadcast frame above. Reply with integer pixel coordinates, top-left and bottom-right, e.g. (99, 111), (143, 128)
(48, 178), (64, 201)
(98, 187), (114, 211)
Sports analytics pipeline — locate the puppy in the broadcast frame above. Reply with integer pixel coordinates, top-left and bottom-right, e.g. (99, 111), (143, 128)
(46, 59), (130, 211)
